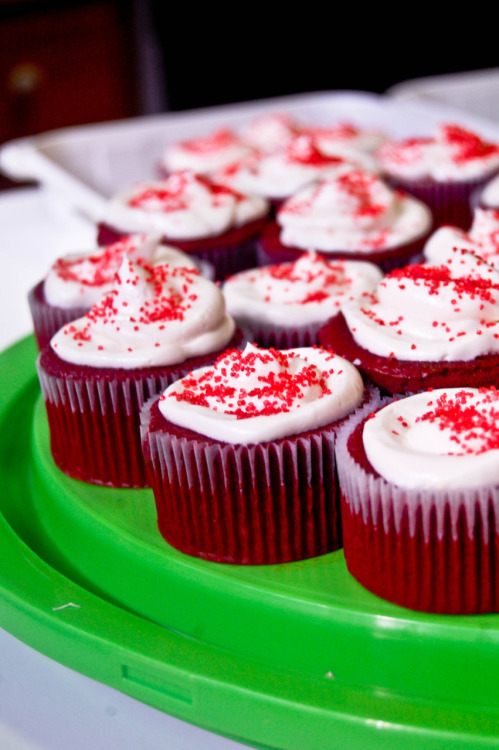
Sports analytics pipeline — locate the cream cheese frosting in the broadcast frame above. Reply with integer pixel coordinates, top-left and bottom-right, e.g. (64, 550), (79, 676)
(50, 254), (235, 368)
(300, 122), (386, 157)
(240, 112), (300, 152)
(479, 174), (499, 208)
(376, 124), (499, 182)
(424, 208), (499, 268)
(159, 128), (253, 174)
(43, 234), (197, 309)
(158, 342), (364, 444)
(363, 387), (499, 490)
(104, 171), (269, 240)
(223, 251), (383, 326)
(341, 249), (499, 362)
(215, 134), (376, 200)
(277, 170), (432, 252)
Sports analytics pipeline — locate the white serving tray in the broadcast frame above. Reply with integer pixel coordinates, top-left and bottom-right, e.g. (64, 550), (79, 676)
(3, 90), (499, 224)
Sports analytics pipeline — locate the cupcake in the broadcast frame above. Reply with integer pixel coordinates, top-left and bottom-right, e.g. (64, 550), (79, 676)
(97, 170), (270, 281)
(258, 170), (433, 272)
(141, 342), (365, 564)
(214, 133), (377, 212)
(336, 386), (499, 614)
(28, 233), (198, 350)
(318, 248), (499, 394)
(158, 127), (253, 176)
(37, 254), (239, 488)
(223, 251), (383, 348)
(376, 123), (499, 230)
(424, 206), (499, 269)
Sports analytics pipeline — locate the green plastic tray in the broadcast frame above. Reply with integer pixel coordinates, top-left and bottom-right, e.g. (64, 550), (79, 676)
(2, 335), (499, 749)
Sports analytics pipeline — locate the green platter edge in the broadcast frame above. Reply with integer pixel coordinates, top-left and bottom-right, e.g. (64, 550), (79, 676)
(1, 335), (499, 749)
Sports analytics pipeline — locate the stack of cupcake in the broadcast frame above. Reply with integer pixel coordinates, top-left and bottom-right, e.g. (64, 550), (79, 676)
(31, 105), (499, 617)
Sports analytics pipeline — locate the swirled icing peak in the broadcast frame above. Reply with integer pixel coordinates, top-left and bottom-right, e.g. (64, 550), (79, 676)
(51, 254), (235, 368)
(277, 170), (432, 251)
(424, 207), (499, 269)
(43, 234), (196, 309)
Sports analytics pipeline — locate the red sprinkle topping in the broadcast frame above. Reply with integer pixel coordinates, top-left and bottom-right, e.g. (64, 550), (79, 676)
(416, 388), (499, 454)
(170, 346), (334, 419)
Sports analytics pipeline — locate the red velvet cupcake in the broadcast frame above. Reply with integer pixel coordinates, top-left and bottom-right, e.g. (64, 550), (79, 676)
(318, 248), (499, 394)
(257, 170), (433, 272)
(222, 251), (382, 349)
(28, 233), (197, 350)
(336, 387), (499, 614)
(37, 254), (240, 488)
(97, 170), (270, 281)
(376, 123), (499, 230)
(141, 343), (367, 564)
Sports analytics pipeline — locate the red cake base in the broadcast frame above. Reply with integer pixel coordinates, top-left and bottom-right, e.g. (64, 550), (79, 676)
(318, 311), (499, 394)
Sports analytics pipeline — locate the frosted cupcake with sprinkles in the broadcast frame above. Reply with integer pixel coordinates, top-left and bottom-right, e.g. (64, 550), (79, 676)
(376, 123), (499, 230)
(257, 170), (432, 271)
(336, 386), (499, 613)
(318, 247), (499, 394)
(223, 251), (383, 349)
(97, 170), (270, 281)
(141, 342), (368, 564)
(37, 254), (240, 488)
(28, 233), (197, 350)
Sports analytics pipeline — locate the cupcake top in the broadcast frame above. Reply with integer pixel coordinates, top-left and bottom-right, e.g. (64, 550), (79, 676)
(277, 170), (432, 252)
(363, 387), (499, 490)
(215, 134), (376, 201)
(239, 112), (300, 152)
(424, 207), (499, 269)
(223, 251), (383, 326)
(376, 123), (499, 182)
(43, 234), (197, 309)
(158, 342), (364, 444)
(103, 170), (269, 240)
(341, 249), (499, 362)
(299, 121), (386, 157)
(50, 254), (235, 368)
(159, 128), (253, 175)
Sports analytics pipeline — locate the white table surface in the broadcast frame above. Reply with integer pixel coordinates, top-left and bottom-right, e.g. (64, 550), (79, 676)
(0, 186), (253, 750)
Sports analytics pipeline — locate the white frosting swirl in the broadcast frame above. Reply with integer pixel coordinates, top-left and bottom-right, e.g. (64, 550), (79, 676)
(240, 112), (299, 152)
(342, 249), (499, 361)
(215, 134), (375, 200)
(158, 342), (364, 444)
(424, 208), (499, 268)
(277, 170), (432, 252)
(300, 122), (386, 157)
(50, 255), (235, 368)
(377, 123), (499, 182)
(43, 234), (197, 309)
(104, 171), (268, 240)
(223, 251), (383, 326)
(363, 387), (499, 490)
(480, 174), (499, 207)
(159, 128), (252, 174)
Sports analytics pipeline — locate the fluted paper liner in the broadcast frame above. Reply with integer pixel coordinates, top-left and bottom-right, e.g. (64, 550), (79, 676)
(28, 281), (89, 351)
(141, 396), (344, 564)
(335, 400), (499, 613)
